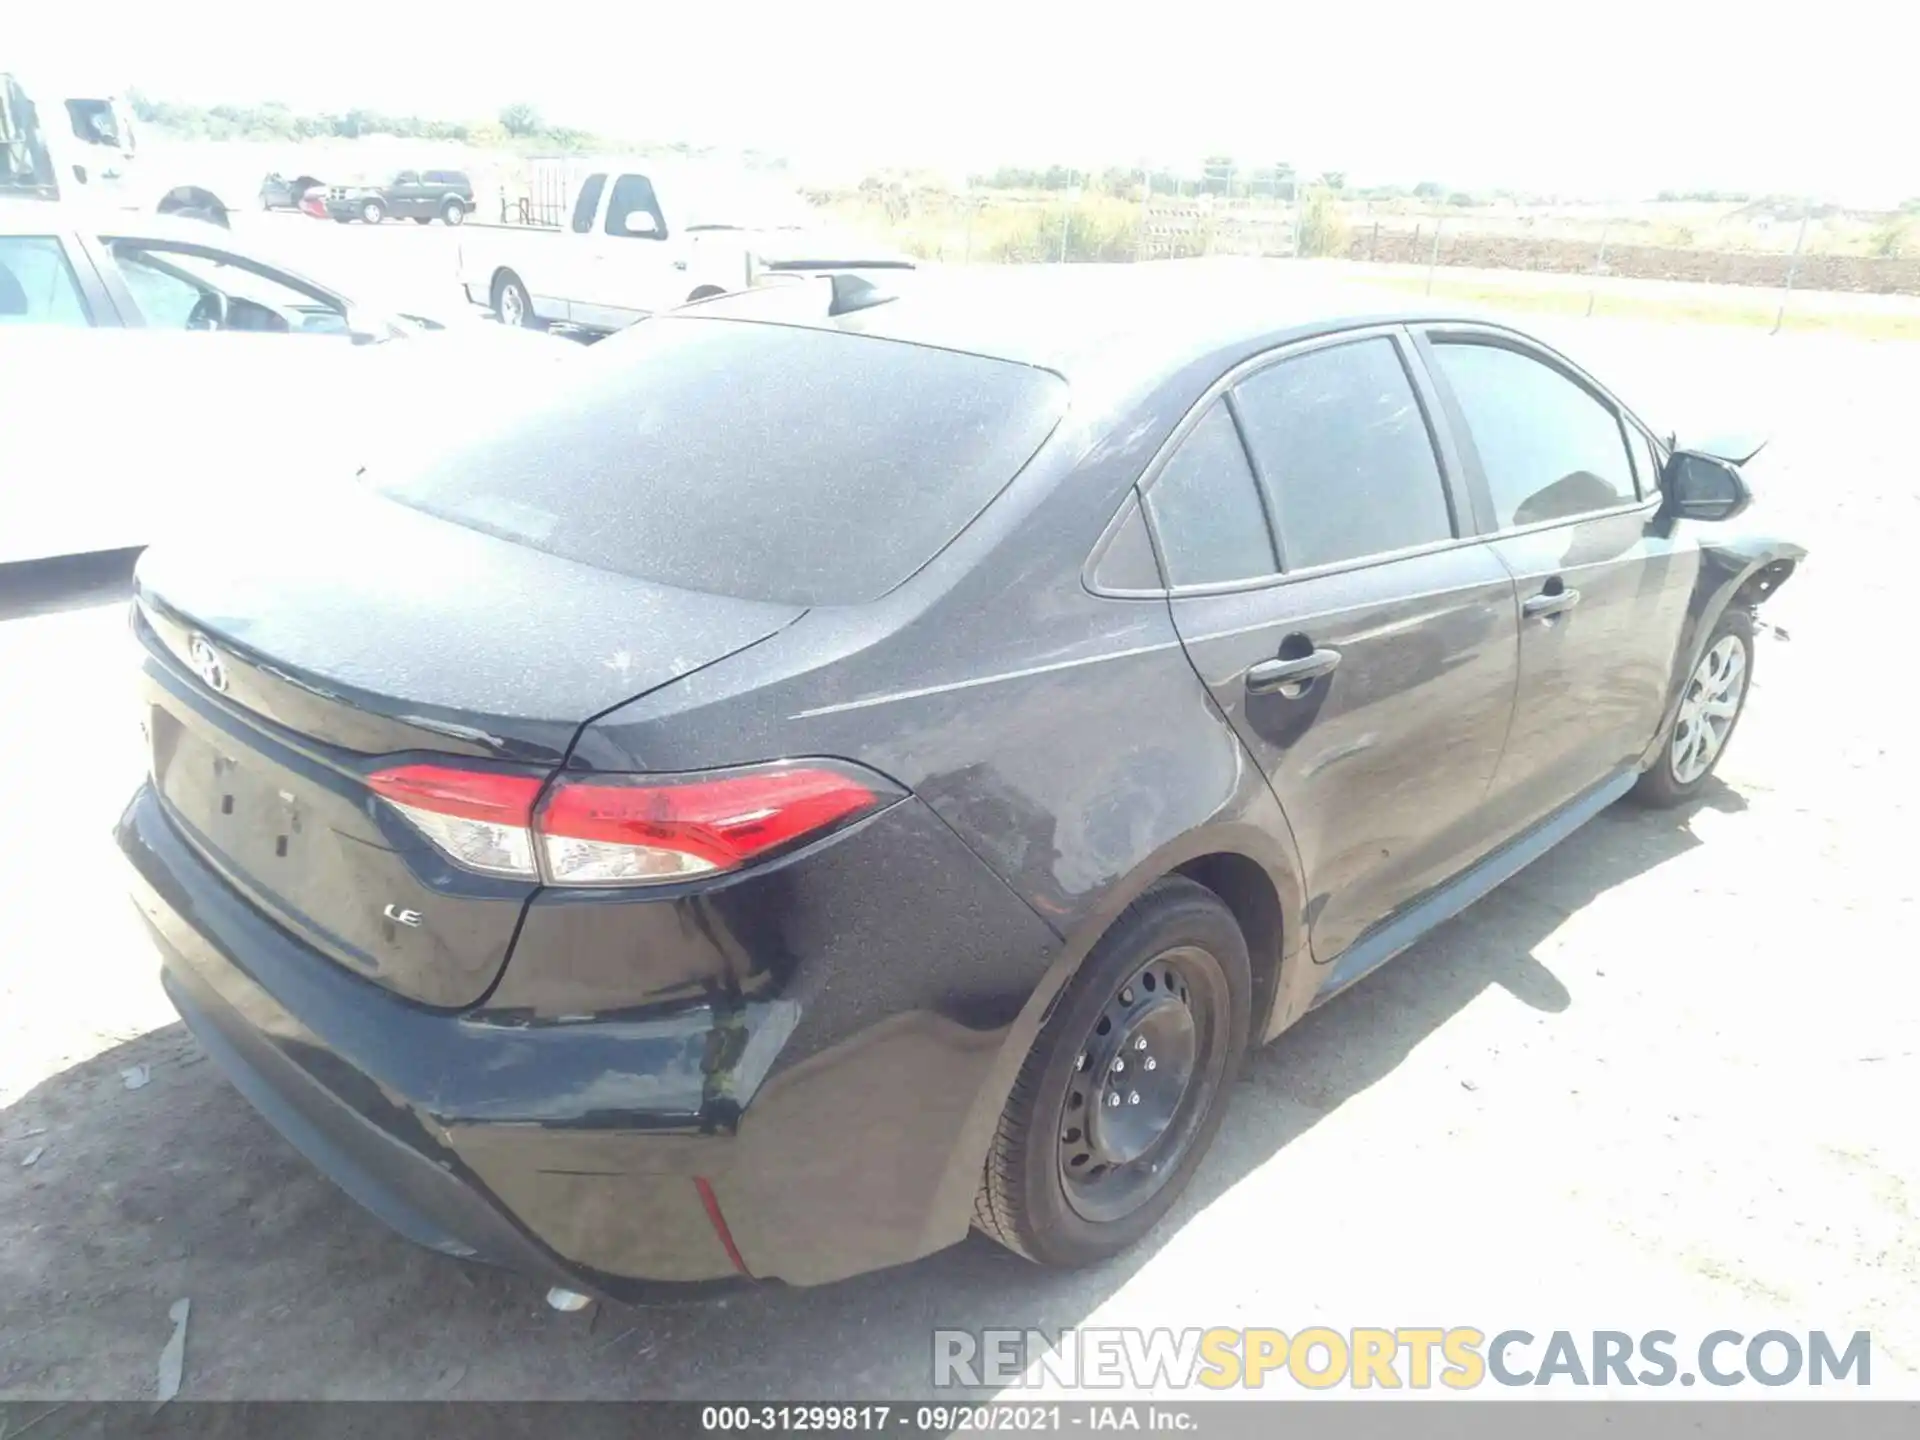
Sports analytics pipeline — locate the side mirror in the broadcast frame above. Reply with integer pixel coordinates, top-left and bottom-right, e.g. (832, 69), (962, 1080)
(1663, 451), (1752, 524)
(343, 305), (399, 345)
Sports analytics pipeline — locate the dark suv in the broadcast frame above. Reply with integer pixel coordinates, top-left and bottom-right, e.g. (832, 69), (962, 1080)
(325, 169), (473, 225)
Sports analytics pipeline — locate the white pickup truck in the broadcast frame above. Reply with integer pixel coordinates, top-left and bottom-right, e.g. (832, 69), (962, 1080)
(455, 163), (914, 334)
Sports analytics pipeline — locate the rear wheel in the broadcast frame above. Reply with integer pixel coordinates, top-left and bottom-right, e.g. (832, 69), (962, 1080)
(974, 877), (1250, 1267)
(1632, 608), (1754, 807)
(441, 197), (467, 226)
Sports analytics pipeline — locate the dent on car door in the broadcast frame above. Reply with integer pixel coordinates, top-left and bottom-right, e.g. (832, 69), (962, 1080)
(1149, 330), (1522, 968)
(1417, 330), (1699, 840)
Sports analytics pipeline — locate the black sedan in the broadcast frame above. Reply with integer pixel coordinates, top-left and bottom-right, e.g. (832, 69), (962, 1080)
(116, 270), (1802, 1296)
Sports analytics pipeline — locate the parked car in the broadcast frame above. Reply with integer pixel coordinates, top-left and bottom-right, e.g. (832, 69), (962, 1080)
(259, 171), (323, 211)
(457, 162), (914, 334)
(0, 201), (577, 565)
(323, 169), (473, 225)
(116, 269), (1802, 1299)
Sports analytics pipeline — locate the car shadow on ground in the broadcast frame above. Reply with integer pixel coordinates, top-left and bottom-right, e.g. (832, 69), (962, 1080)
(0, 777), (1745, 1401)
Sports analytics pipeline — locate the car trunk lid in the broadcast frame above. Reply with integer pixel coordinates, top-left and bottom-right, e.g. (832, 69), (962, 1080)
(133, 490), (802, 1008)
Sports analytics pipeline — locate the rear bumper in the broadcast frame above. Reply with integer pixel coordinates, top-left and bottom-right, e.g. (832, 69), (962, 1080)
(117, 777), (1058, 1291)
(119, 782), (765, 1295)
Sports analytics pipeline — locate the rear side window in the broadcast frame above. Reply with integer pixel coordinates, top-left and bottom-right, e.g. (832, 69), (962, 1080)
(374, 318), (1068, 606)
(1144, 402), (1278, 586)
(1431, 341), (1636, 527)
(1232, 337), (1453, 569)
(0, 236), (91, 326)
(570, 174), (606, 233)
(425, 170), (467, 186)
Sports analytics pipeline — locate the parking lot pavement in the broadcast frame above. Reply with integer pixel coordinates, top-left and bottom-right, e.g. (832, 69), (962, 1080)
(1, 319), (1917, 1401)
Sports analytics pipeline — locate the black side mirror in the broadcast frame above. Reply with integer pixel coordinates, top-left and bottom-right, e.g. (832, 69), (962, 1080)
(1663, 451), (1752, 524)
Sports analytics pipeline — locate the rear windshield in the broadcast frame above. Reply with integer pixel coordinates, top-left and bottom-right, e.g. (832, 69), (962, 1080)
(374, 317), (1068, 605)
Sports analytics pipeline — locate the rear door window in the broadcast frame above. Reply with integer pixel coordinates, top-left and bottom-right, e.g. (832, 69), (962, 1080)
(1231, 337), (1454, 569)
(1143, 402), (1278, 586)
(373, 317), (1069, 606)
(1430, 340), (1637, 527)
(0, 236), (93, 326)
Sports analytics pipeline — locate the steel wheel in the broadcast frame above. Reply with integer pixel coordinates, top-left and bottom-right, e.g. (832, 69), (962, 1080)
(975, 876), (1251, 1268)
(496, 278), (526, 327)
(1057, 945), (1229, 1225)
(1670, 633), (1748, 785)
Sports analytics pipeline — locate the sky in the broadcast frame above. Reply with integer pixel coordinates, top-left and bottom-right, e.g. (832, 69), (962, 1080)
(11, 0), (1916, 204)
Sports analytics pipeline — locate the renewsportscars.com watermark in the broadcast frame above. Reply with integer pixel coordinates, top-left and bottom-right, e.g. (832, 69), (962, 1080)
(933, 1328), (1874, 1391)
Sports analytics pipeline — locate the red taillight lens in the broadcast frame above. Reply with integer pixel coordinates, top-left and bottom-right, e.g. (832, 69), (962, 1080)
(538, 765), (884, 886)
(367, 765), (545, 879)
(366, 761), (893, 888)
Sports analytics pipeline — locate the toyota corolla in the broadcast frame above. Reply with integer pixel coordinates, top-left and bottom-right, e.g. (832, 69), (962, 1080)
(116, 270), (1803, 1297)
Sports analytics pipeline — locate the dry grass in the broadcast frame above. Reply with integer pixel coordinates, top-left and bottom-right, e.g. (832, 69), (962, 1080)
(1355, 271), (1920, 341)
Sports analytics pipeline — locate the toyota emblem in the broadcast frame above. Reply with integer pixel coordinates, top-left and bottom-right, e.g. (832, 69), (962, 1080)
(187, 635), (229, 693)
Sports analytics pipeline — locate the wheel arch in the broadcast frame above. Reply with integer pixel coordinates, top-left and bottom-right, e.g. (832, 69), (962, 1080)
(926, 811), (1313, 1258)
(1639, 537), (1804, 774)
(1172, 849), (1287, 1042)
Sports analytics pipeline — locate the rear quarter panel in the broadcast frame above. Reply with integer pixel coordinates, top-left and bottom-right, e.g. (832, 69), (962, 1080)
(572, 381), (1315, 1040)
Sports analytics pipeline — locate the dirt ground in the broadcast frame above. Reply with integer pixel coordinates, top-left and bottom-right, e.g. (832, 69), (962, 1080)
(1, 289), (1916, 1401)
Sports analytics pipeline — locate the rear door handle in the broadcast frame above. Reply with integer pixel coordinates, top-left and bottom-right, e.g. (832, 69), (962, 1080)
(1246, 647), (1342, 695)
(1522, 587), (1581, 620)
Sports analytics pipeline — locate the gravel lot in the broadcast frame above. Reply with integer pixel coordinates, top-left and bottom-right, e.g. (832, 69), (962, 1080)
(1, 255), (1916, 1400)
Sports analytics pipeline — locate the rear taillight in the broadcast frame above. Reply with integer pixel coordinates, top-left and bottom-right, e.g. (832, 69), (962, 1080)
(366, 765), (545, 878)
(366, 761), (896, 887)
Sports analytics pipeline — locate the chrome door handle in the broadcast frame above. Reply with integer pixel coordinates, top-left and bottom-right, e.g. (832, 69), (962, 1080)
(1246, 647), (1342, 695)
(1522, 587), (1581, 620)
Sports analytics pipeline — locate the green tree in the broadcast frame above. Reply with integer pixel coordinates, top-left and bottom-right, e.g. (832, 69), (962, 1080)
(498, 102), (542, 138)
(1297, 185), (1351, 257)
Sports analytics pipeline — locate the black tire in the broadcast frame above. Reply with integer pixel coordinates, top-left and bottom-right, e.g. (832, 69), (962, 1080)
(974, 876), (1251, 1268)
(491, 271), (542, 330)
(360, 198), (385, 224)
(1631, 607), (1755, 808)
(441, 197), (467, 226)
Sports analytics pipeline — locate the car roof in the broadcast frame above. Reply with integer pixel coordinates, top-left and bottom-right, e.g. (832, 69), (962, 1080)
(681, 262), (1503, 388)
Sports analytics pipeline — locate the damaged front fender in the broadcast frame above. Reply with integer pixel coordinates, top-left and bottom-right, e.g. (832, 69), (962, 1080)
(1640, 530), (1806, 773)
